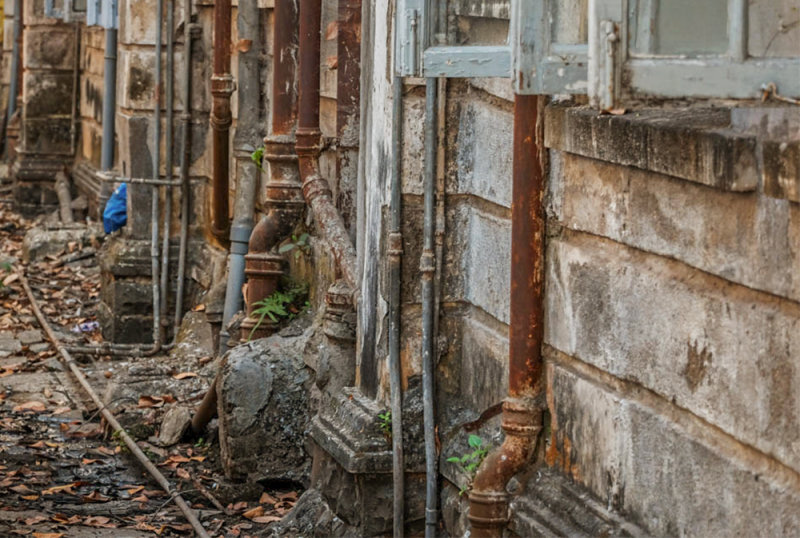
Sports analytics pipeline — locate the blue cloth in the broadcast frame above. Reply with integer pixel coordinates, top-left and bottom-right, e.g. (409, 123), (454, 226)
(103, 183), (127, 234)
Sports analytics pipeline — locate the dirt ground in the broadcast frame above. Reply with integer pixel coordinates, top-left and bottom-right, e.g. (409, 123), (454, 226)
(0, 202), (299, 537)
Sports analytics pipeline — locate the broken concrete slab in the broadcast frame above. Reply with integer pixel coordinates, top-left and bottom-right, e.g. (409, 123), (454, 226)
(29, 342), (50, 353)
(22, 225), (101, 263)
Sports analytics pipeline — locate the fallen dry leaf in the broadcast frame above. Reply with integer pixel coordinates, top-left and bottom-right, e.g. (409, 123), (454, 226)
(21, 494), (40, 501)
(125, 485), (145, 495)
(83, 516), (116, 528)
(82, 490), (110, 503)
(10, 484), (35, 494)
(172, 372), (198, 380)
(13, 401), (46, 413)
(192, 304), (206, 312)
(242, 505), (264, 519)
(23, 516), (47, 525)
(137, 395), (164, 408)
(259, 492), (278, 505)
(32, 533), (63, 538)
(252, 515), (283, 524)
(81, 458), (100, 465)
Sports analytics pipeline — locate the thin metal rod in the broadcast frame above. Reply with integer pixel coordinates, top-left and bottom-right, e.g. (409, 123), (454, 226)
(421, 76), (438, 538)
(19, 274), (209, 538)
(152, 0), (164, 347)
(103, 175), (182, 186)
(161, 0), (176, 337)
(389, 72), (405, 538)
(174, 0), (195, 331)
(727, 0), (748, 62)
(70, 22), (80, 156)
(6, 0), (21, 126)
(101, 29), (118, 172)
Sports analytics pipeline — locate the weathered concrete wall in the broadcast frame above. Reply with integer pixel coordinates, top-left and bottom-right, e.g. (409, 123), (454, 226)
(79, 27), (105, 169)
(352, 2), (800, 536)
(543, 107), (800, 535)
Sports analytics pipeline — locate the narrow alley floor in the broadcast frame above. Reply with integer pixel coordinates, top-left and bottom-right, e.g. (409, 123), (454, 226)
(0, 202), (300, 537)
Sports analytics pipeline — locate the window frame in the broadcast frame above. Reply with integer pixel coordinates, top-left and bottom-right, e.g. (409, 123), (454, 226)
(588, 0), (800, 108)
(395, 0), (511, 79)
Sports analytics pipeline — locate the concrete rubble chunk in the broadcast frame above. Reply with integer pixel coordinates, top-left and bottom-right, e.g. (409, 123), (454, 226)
(217, 320), (314, 483)
(29, 343), (50, 353)
(157, 406), (192, 446)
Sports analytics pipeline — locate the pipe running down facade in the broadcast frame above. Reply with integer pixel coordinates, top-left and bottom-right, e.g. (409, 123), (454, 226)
(239, 0), (304, 341)
(210, 0), (234, 243)
(219, 0), (261, 352)
(467, 95), (546, 537)
(296, 0), (358, 292)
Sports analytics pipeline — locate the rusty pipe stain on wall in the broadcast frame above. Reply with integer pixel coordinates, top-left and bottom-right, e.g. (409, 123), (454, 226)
(468, 95), (546, 538)
(210, 0), (234, 243)
(296, 0), (358, 292)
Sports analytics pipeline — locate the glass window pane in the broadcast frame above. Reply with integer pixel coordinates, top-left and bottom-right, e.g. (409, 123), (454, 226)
(629, 0), (728, 57)
(748, 0), (800, 58)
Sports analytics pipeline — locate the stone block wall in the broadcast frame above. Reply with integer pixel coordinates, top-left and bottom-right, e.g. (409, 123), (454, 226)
(542, 106), (800, 535)
(12, 0), (77, 214)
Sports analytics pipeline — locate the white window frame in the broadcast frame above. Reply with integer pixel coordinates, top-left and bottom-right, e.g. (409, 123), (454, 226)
(588, 0), (800, 108)
(512, 0), (589, 95)
(395, 0), (511, 79)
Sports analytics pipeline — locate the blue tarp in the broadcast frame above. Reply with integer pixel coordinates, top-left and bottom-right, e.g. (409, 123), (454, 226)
(103, 183), (127, 234)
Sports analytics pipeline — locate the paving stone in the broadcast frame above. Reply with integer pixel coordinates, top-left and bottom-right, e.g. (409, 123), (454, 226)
(17, 329), (43, 345)
(29, 342), (50, 353)
(156, 406), (192, 447)
(0, 337), (22, 354)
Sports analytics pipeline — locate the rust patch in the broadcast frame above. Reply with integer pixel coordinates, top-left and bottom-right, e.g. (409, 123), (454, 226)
(683, 340), (713, 392)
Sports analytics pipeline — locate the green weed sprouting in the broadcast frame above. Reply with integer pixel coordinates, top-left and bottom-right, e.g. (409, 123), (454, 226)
(378, 411), (392, 439)
(248, 280), (309, 340)
(251, 146), (265, 171)
(278, 233), (311, 260)
(447, 434), (489, 496)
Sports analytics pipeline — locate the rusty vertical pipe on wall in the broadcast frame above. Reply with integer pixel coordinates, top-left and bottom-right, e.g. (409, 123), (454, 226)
(335, 0), (361, 235)
(468, 95), (546, 537)
(210, 0), (234, 243)
(296, 0), (358, 291)
(238, 0), (305, 342)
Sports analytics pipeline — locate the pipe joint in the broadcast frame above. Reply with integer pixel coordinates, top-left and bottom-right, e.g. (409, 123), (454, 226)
(265, 137), (300, 163)
(295, 129), (322, 156)
(501, 398), (543, 438)
(210, 75), (236, 98)
(388, 231), (403, 258)
(419, 249), (436, 274)
(302, 174), (332, 203)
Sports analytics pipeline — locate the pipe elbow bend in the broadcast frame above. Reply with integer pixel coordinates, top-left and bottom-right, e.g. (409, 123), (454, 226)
(248, 211), (283, 253)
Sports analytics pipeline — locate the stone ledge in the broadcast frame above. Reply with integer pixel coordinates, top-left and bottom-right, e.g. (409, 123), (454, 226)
(309, 388), (394, 475)
(546, 104), (765, 193)
(510, 467), (645, 537)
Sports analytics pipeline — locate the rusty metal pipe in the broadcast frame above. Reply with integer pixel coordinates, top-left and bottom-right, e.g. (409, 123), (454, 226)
(237, 0), (304, 343)
(468, 95), (546, 537)
(210, 0), (234, 243)
(297, 0), (358, 292)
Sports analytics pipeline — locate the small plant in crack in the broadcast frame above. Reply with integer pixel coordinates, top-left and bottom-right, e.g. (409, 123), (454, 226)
(378, 411), (392, 441)
(279, 233), (311, 260)
(248, 279), (310, 340)
(251, 145), (265, 171)
(447, 434), (489, 496)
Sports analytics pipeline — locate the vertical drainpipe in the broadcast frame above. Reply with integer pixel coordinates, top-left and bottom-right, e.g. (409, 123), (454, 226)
(6, 0), (21, 127)
(388, 53), (405, 538)
(99, 25), (117, 210)
(151, 0), (164, 347)
(160, 0), (175, 337)
(421, 77), (439, 538)
(174, 0), (196, 331)
(467, 95), (545, 537)
(219, 0), (260, 353)
(335, 0), (360, 238)
(210, 0), (234, 243)
(238, 0), (303, 342)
